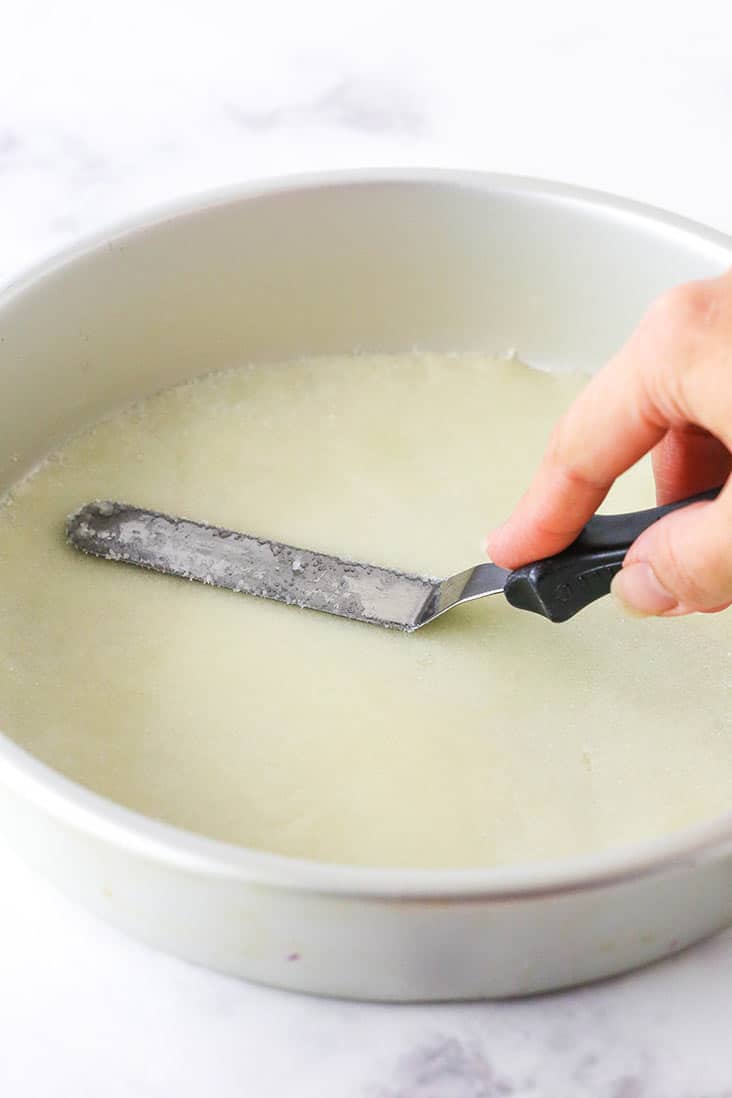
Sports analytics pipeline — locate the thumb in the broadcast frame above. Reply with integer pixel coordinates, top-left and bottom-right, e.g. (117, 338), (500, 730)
(611, 497), (732, 617)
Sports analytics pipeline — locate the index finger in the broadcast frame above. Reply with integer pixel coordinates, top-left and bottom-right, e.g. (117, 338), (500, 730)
(486, 337), (668, 569)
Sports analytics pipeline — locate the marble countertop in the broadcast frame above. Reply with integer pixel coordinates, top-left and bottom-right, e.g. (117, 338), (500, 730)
(2, 2), (732, 1095)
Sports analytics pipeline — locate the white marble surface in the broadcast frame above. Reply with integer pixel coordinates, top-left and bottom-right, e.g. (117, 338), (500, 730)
(2, 2), (732, 1094)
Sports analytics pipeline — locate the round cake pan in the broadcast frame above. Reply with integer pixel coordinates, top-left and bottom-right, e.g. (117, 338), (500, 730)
(0, 170), (731, 1000)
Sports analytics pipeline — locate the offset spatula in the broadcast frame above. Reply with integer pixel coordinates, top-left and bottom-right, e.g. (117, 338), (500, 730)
(66, 489), (719, 630)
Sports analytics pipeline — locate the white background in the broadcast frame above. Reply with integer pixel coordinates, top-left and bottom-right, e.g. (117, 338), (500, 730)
(2, 2), (732, 1094)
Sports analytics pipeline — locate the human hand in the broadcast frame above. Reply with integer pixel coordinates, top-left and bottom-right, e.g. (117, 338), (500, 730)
(487, 269), (732, 617)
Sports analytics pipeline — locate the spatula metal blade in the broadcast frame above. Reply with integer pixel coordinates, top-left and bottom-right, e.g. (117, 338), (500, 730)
(66, 501), (439, 631)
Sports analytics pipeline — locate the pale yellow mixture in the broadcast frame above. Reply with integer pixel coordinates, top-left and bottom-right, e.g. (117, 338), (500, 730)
(0, 353), (731, 867)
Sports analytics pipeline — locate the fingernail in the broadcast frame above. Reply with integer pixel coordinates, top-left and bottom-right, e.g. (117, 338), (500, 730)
(611, 563), (678, 617)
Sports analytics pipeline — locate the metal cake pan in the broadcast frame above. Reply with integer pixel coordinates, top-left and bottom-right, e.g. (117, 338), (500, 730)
(0, 170), (730, 1000)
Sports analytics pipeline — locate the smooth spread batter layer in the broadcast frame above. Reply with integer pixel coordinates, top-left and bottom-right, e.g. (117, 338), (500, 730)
(0, 353), (730, 868)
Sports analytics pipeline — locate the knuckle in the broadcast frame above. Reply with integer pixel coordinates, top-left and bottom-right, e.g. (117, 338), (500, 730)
(646, 281), (716, 335)
(546, 420), (610, 493)
(639, 280), (728, 423)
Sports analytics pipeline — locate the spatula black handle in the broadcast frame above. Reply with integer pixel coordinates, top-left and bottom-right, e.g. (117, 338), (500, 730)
(503, 486), (722, 622)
